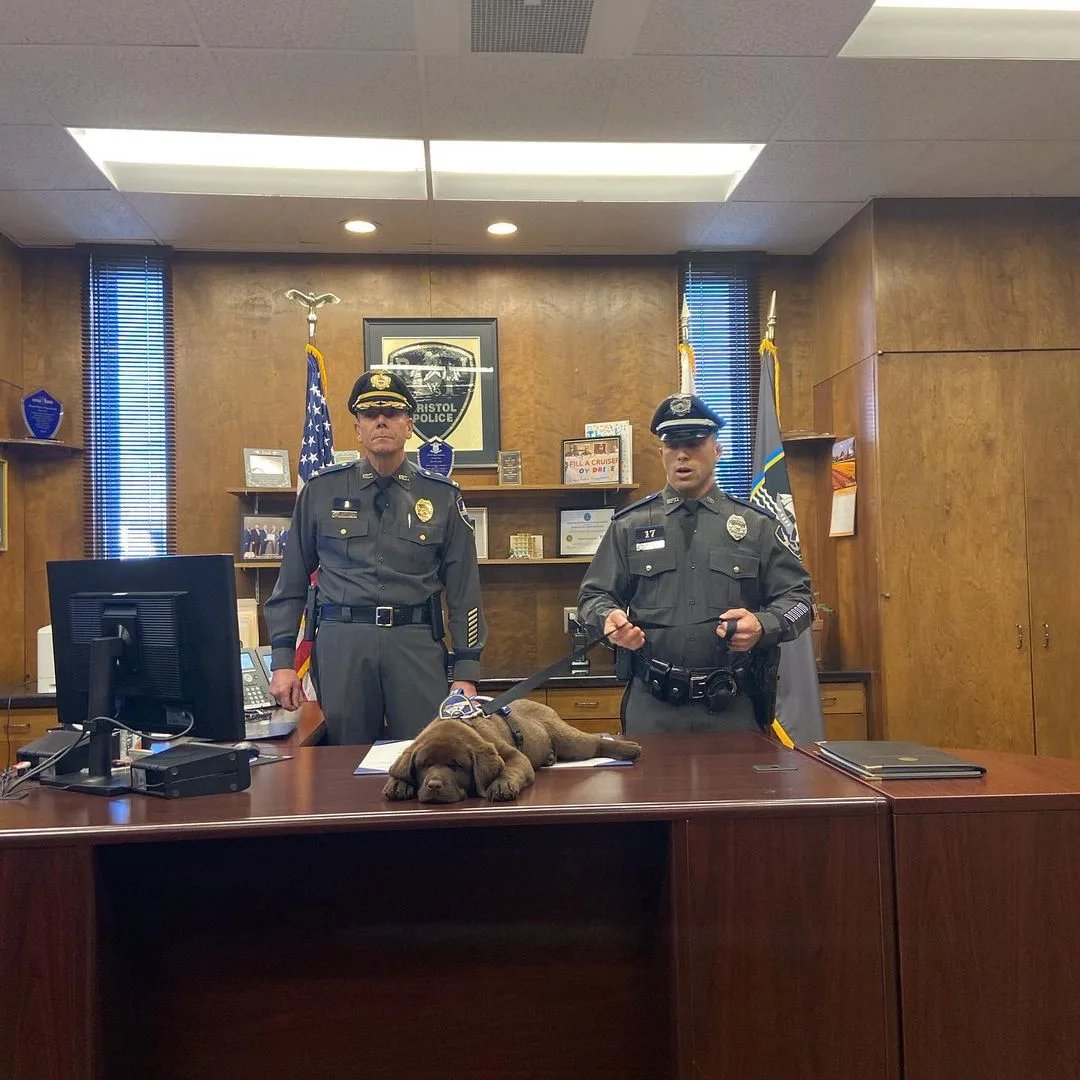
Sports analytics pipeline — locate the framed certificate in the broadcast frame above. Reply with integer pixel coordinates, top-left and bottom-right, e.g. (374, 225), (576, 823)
(463, 506), (489, 560)
(562, 437), (621, 486)
(557, 507), (614, 557)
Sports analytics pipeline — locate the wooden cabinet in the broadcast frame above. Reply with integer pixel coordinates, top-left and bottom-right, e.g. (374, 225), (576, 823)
(545, 686), (624, 734)
(816, 352), (1080, 756)
(2, 707), (58, 752)
(819, 681), (867, 741)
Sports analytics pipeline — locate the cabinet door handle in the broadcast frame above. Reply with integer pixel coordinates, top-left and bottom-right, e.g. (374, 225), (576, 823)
(820, 696), (838, 707)
(1043, 623), (1051, 649)
(5, 722), (30, 734)
(1016, 624), (1024, 649)
(574, 700), (599, 709)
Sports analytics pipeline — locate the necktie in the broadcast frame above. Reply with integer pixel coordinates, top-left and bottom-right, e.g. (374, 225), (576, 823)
(680, 500), (698, 550)
(373, 476), (394, 516)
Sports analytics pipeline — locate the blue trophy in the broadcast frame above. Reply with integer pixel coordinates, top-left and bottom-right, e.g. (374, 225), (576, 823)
(418, 437), (454, 478)
(21, 388), (64, 441)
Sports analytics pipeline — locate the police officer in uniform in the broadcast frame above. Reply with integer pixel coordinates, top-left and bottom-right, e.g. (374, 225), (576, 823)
(577, 392), (813, 734)
(264, 369), (487, 745)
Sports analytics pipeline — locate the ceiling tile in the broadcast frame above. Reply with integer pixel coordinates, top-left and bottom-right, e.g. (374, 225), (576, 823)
(187, 0), (414, 50)
(27, 46), (243, 130)
(0, 190), (157, 245)
(124, 193), (300, 245)
(215, 50), (423, 136)
(0, 125), (111, 190)
(423, 56), (620, 139)
(0, 0), (197, 45)
(0, 49), (66, 123)
(636, 0), (874, 58)
(603, 56), (823, 142)
(890, 141), (1080, 197)
(775, 59), (1009, 141)
(695, 201), (865, 254)
(285, 197), (433, 248)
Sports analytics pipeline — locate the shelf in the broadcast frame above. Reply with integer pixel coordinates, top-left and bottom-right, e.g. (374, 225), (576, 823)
(227, 487), (297, 497)
(459, 484), (639, 496)
(236, 560), (282, 570)
(480, 557), (592, 565)
(0, 437), (83, 457)
(780, 431), (836, 444)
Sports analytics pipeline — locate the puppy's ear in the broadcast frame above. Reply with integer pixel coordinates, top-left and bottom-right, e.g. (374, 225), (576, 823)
(470, 745), (505, 797)
(388, 743), (418, 786)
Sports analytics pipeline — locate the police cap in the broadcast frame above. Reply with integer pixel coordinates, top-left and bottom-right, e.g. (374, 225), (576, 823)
(349, 369), (417, 416)
(649, 393), (724, 442)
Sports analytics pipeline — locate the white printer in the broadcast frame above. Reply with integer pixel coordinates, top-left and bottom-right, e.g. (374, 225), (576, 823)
(37, 625), (56, 694)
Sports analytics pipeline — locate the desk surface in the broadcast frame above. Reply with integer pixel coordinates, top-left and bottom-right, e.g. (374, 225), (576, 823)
(0, 731), (885, 847)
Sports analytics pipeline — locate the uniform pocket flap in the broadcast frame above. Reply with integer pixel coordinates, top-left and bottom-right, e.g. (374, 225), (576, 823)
(321, 518), (369, 540)
(709, 550), (759, 579)
(401, 524), (445, 546)
(629, 550), (677, 577)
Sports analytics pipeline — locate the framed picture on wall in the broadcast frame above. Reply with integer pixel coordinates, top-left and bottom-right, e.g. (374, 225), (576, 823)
(0, 457), (7, 552)
(363, 317), (500, 467)
(462, 506), (489, 560)
(243, 448), (292, 489)
(241, 515), (292, 560)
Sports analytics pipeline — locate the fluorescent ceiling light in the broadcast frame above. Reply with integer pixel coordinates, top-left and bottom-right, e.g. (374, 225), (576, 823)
(429, 141), (764, 202)
(67, 128), (427, 199)
(842, 0), (1080, 57)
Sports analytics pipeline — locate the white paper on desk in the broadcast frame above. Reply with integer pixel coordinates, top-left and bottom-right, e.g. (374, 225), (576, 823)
(354, 741), (633, 775)
(354, 740), (412, 775)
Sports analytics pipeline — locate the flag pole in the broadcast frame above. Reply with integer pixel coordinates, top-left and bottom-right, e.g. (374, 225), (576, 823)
(284, 289), (340, 342)
(760, 290), (781, 424)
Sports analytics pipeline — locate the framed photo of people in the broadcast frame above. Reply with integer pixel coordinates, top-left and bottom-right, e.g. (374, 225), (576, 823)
(241, 515), (292, 561)
(363, 317), (501, 467)
(561, 436), (621, 486)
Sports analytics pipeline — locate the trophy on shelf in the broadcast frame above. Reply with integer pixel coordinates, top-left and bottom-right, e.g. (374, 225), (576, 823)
(21, 388), (64, 441)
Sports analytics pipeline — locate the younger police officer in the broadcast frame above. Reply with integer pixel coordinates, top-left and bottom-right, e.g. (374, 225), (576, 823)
(265, 370), (486, 745)
(577, 393), (812, 734)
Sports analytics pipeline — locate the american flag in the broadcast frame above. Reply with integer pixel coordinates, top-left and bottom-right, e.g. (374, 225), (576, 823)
(295, 343), (335, 694)
(298, 343), (336, 487)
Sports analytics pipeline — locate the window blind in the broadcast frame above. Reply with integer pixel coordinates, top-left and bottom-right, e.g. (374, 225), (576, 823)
(681, 258), (760, 498)
(82, 249), (176, 558)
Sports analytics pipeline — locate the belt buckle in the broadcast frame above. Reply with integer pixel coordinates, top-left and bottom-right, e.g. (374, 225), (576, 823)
(375, 605), (394, 627)
(689, 673), (710, 700)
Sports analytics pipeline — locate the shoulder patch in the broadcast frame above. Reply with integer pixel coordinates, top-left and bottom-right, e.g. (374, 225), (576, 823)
(613, 491), (662, 519)
(416, 467), (460, 489)
(728, 493), (776, 522)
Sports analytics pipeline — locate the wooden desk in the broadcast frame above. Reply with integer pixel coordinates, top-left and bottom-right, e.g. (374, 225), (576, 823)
(0, 733), (897, 1080)
(858, 750), (1080, 1080)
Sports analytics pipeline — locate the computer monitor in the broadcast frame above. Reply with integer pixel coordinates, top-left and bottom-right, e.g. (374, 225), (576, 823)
(45, 554), (246, 795)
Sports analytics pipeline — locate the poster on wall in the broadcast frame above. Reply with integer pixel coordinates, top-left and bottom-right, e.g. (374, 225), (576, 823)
(829, 436), (857, 538)
(363, 318), (500, 468)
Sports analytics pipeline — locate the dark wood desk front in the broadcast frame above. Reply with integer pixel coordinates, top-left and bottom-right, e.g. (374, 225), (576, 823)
(0, 733), (897, 1080)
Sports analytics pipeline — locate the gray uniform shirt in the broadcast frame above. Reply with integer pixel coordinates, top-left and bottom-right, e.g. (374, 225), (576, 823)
(264, 457), (486, 681)
(577, 483), (812, 670)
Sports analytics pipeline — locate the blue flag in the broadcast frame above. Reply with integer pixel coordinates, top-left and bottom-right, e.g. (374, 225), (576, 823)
(750, 339), (824, 744)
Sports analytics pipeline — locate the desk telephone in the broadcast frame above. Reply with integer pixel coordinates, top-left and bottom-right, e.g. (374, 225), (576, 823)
(240, 647), (275, 713)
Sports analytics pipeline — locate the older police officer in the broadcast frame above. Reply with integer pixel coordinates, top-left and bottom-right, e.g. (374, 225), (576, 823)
(577, 392), (812, 734)
(265, 369), (486, 745)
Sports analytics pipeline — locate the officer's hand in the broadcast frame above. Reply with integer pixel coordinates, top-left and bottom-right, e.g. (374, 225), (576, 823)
(450, 680), (477, 698)
(717, 608), (763, 652)
(270, 668), (307, 711)
(604, 609), (646, 651)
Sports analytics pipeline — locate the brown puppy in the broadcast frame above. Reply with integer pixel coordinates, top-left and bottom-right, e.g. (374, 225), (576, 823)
(382, 698), (642, 804)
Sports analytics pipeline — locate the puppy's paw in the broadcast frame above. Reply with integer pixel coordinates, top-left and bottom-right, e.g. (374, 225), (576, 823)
(609, 739), (642, 761)
(382, 777), (417, 801)
(487, 775), (521, 801)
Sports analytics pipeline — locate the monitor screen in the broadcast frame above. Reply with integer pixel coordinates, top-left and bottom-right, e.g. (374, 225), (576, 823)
(47, 554), (245, 743)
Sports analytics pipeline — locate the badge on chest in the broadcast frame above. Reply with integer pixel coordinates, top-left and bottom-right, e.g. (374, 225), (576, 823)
(634, 525), (665, 551)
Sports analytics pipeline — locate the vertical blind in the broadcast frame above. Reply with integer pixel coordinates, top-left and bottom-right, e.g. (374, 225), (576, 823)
(681, 257), (760, 498)
(82, 249), (176, 558)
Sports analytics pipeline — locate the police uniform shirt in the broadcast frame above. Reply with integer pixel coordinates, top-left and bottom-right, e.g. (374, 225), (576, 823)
(264, 458), (486, 681)
(577, 482), (813, 671)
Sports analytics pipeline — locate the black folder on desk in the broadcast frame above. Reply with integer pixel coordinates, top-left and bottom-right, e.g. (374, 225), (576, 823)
(817, 741), (987, 780)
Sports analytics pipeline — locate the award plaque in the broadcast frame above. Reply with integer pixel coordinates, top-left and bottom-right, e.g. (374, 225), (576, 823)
(419, 438), (454, 478)
(21, 388), (64, 441)
(497, 449), (522, 485)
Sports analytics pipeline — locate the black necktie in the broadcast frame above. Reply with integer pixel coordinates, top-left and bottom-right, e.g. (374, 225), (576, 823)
(374, 476), (394, 516)
(680, 500), (698, 549)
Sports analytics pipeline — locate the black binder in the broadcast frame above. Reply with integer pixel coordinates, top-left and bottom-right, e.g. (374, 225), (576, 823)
(817, 740), (987, 780)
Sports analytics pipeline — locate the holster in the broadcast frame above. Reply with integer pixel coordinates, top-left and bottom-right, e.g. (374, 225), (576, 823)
(746, 645), (781, 730)
(427, 592), (445, 642)
(303, 583), (318, 642)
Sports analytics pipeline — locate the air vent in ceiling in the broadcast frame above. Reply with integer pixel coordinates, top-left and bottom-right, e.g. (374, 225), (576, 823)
(471, 0), (594, 54)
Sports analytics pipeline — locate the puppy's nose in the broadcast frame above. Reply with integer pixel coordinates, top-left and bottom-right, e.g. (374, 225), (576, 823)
(426, 777), (443, 792)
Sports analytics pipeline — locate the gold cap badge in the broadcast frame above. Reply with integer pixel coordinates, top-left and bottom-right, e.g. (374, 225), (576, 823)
(371, 371), (391, 390)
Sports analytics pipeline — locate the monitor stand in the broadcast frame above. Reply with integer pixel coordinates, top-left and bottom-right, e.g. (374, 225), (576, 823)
(41, 634), (132, 796)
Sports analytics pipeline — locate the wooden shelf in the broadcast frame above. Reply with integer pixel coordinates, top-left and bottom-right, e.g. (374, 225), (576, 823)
(0, 437), (83, 456)
(480, 557), (592, 565)
(459, 484), (638, 496)
(227, 487), (296, 497)
(780, 431), (836, 444)
(236, 560), (282, 569)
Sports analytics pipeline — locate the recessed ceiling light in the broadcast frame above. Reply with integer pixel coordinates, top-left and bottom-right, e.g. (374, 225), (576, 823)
(487, 222), (518, 236)
(66, 128), (427, 199)
(343, 219), (378, 234)
(430, 141), (764, 202)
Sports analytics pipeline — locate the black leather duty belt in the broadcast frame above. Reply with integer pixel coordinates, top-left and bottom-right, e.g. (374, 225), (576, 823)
(631, 651), (743, 709)
(319, 603), (431, 627)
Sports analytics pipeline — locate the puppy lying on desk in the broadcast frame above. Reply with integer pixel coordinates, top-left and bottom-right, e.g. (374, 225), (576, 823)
(382, 698), (642, 804)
